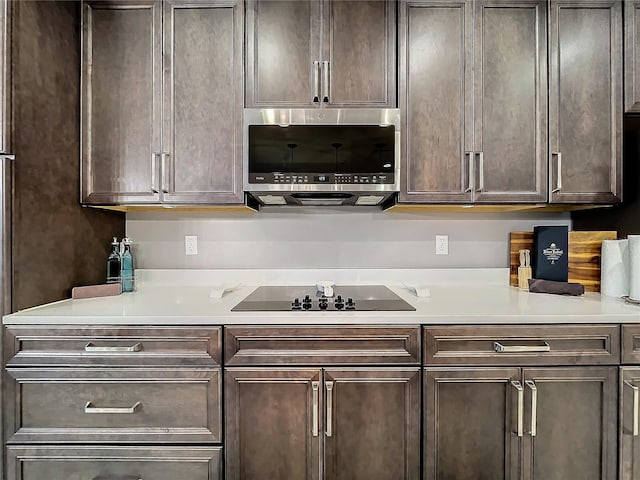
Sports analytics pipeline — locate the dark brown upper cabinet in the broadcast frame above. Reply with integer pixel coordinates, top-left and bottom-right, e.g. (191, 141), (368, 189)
(626, 1), (640, 113)
(245, 0), (396, 108)
(81, 0), (244, 205)
(549, 0), (622, 204)
(0, 0), (9, 154)
(399, 0), (548, 204)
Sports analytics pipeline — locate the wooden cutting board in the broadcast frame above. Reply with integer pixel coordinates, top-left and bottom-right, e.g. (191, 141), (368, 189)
(509, 231), (617, 292)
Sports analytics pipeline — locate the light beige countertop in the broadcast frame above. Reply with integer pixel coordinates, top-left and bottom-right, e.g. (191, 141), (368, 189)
(3, 269), (640, 325)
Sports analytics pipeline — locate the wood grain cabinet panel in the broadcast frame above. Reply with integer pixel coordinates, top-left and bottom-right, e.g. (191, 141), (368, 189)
(399, 0), (547, 204)
(6, 446), (222, 480)
(424, 325), (620, 366)
(620, 367), (640, 480)
(424, 368), (521, 480)
(625, 1), (640, 112)
(4, 325), (222, 367)
(522, 367), (618, 480)
(225, 326), (421, 365)
(225, 368), (322, 480)
(245, 0), (395, 108)
(549, 0), (622, 203)
(81, 0), (162, 204)
(162, 0), (243, 204)
(0, 0), (9, 154)
(5, 367), (221, 444)
(324, 368), (420, 480)
(82, 0), (244, 205)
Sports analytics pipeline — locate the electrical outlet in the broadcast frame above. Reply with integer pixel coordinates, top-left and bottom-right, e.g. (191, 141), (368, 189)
(435, 235), (449, 255)
(185, 235), (198, 256)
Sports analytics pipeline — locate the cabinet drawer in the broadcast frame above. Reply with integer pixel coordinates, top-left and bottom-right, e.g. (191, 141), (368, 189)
(5, 367), (221, 443)
(4, 326), (221, 367)
(6, 446), (222, 480)
(621, 325), (640, 364)
(424, 325), (620, 366)
(225, 326), (421, 365)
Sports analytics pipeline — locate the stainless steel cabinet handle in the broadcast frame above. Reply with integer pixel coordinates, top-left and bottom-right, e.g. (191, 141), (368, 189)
(476, 151), (484, 192)
(84, 342), (142, 352)
(464, 151), (473, 193)
(312, 61), (320, 103)
(151, 153), (159, 193)
(552, 152), (562, 193)
(525, 380), (538, 437)
(84, 401), (141, 414)
(494, 342), (550, 353)
(322, 60), (330, 103)
(325, 380), (334, 437)
(161, 153), (170, 194)
(511, 380), (524, 437)
(91, 475), (143, 480)
(312, 381), (319, 437)
(625, 380), (639, 436)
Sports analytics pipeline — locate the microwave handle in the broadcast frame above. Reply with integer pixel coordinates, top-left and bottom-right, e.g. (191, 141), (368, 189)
(322, 61), (330, 103)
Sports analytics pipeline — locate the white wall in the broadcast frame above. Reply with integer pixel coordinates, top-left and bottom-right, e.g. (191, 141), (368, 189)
(126, 208), (572, 269)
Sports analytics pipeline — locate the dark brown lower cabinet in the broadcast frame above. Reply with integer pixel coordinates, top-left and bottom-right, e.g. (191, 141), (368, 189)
(424, 367), (617, 480)
(225, 367), (420, 480)
(620, 367), (640, 480)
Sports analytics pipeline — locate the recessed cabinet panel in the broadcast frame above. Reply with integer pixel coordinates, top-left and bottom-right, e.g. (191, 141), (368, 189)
(474, 1), (547, 202)
(246, 0), (321, 107)
(399, 1), (472, 202)
(620, 367), (640, 480)
(424, 368), (520, 480)
(522, 367), (617, 480)
(625, 1), (640, 112)
(225, 368), (322, 480)
(324, 0), (395, 107)
(81, 1), (162, 203)
(549, 0), (622, 203)
(163, 1), (243, 203)
(324, 368), (420, 480)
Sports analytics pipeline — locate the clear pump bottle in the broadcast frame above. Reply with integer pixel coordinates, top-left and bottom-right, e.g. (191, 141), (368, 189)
(120, 237), (135, 292)
(106, 237), (121, 284)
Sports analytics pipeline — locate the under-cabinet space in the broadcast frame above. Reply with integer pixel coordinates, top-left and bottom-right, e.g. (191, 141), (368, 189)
(5, 445), (222, 480)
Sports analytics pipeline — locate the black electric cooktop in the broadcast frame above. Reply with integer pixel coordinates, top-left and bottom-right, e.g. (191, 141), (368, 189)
(231, 285), (415, 312)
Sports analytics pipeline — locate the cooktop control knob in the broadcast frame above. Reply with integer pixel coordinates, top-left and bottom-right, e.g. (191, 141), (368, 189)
(292, 298), (302, 310)
(319, 297), (328, 310)
(334, 295), (344, 310)
(345, 298), (356, 310)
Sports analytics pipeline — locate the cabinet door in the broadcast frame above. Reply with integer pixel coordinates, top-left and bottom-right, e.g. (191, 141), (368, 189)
(619, 367), (640, 480)
(424, 368), (521, 480)
(323, 368), (420, 480)
(245, 0), (322, 107)
(162, 0), (243, 204)
(398, 0), (473, 203)
(225, 368), (322, 480)
(81, 0), (162, 204)
(625, 1), (640, 112)
(0, 0), (9, 154)
(321, 0), (395, 107)
(473, 0), (547, 203)
(549, 0), (622, 204)
(522, 367), (617, 480)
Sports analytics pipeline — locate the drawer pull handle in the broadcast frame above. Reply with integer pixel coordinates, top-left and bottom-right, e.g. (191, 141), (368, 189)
(511, 380), (524, 437)
(326, 380), (334, 437)
(525, 380), (538, 437)
(625, 381), (639, 436)
(85, 401), (141, 414)
(84, 342), (142, 352)
(312, 381), (319, 437)
(494, 342), (550, 353)
(91, 476), (143, 480)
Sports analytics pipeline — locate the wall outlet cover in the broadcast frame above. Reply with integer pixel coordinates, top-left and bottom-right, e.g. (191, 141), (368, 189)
(435, 235), (449, 255)
(185, 235), (198, 256)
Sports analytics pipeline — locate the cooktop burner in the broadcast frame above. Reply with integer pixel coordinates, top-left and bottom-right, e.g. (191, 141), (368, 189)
(231, 285), (415, 312)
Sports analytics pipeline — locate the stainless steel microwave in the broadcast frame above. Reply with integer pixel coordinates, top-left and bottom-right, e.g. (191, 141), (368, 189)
(243, 108), (400, 207)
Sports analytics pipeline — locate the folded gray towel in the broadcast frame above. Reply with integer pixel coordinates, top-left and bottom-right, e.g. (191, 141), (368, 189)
(528, 278), (585, 296)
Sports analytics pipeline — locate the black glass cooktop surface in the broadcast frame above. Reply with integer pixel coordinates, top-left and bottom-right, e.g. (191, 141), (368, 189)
(231, 285), (415, 312)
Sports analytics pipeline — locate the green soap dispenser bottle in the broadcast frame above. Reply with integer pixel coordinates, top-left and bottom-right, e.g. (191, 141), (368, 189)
(106, 237), (121, 284)
(121, 237), (135, 292)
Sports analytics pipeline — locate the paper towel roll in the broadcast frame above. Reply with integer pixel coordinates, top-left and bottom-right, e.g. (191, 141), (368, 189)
(630, 236), (640, 301)
(601, 239), (629, 297)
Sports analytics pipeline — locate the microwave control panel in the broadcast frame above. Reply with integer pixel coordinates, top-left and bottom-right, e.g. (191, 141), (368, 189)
(249, 173), (394, 184)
